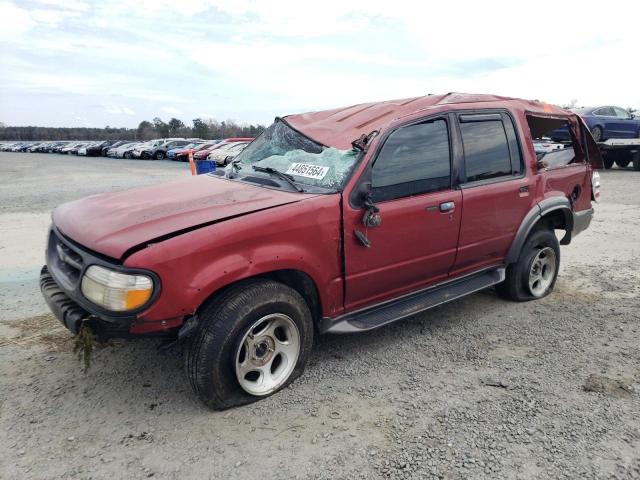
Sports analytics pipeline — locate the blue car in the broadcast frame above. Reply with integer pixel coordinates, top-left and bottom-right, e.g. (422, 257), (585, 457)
(552, 106), (640, 142)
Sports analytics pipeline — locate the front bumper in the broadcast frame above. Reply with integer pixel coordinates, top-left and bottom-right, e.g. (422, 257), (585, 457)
(40, 266), (133, 338)
(40, 227), (156, 339)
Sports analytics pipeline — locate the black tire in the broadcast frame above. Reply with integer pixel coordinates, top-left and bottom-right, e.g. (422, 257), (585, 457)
(124, 152), (132, 159)
(614, 156), (630, 168)
(591, 126), (603, 142)
(632, 152), (640, 172)
(603, 155), (614, 169)
(496, 228), (560, 302)
(154, 151), (165, 160)
(185, 280), (314, 410)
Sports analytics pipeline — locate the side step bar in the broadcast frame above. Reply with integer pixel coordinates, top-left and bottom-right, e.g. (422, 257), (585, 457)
(322, 267), (505, 334)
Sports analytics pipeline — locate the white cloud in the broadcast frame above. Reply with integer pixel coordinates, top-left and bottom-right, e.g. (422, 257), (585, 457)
(161, 106), (183, 115)
(0, 0), (638, 127)
(104, 105), (135, 115)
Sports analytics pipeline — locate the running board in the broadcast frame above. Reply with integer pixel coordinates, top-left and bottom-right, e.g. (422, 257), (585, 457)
(322, 267), (505, 334)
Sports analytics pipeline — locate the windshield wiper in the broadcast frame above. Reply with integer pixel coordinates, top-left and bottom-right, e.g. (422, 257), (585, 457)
(252, 165), (304, 192)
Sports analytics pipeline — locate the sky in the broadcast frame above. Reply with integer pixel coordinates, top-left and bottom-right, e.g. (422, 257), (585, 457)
(1, 0), (638, 128)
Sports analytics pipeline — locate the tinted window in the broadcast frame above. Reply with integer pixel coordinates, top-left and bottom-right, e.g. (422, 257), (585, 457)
(372, 119), (450, 202)
(460, 120), (512, 182)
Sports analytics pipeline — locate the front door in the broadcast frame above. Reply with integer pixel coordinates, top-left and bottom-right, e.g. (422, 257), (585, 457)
(343, 117), (462, 311)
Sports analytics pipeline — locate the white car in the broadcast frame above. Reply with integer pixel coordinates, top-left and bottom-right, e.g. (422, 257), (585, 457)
(108, 142), (143, 158)
(207, 142), (250, 166)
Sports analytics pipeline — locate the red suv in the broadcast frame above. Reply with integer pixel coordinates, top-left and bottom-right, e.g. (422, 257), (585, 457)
(41, 93), (602, 409)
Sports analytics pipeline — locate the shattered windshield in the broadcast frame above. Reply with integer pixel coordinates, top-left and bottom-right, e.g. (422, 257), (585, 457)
(230, 119), (358, 191)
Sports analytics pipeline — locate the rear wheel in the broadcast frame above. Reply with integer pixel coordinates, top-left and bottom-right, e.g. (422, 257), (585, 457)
(633, 152), (640, 172)
(154, 151), (165, 160)
(496, 228), (560, 302)
(185, 280), (314, 410)
(614, 155), (631, 168)
(603, 155), (614, 169)
(124, 152), (132, 159)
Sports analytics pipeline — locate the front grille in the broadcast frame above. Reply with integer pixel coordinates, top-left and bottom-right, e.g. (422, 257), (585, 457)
(47, 229), (85, 290)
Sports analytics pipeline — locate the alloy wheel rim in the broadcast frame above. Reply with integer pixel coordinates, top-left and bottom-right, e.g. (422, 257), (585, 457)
(234, 313), (300, 396)
(528, 247), (557, 297)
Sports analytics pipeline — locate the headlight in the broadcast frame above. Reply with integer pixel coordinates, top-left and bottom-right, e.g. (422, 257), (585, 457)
(81, 265), (153, 311)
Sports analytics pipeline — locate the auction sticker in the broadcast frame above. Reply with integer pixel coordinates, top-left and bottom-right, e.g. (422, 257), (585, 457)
(285, 163), (329, 180)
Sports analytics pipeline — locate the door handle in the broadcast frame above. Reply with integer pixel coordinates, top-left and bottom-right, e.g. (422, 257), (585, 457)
(439, 201), (455, 212)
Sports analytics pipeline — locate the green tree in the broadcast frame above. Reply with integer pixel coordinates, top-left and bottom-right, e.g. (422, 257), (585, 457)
(137, 120), (155, 140)
(192, 118), (210, 139)
(168, 118), (185, 136)
(153, 117), (170, 137)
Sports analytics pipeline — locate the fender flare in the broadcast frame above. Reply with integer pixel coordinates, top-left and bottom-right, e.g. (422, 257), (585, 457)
(506, 197), (573, 264)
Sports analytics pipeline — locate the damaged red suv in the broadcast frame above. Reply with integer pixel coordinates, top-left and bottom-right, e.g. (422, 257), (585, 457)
(41, 93), (602, 409)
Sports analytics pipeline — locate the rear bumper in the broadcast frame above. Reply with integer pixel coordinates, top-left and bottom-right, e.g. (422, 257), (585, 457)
(572, 208), (593, 238)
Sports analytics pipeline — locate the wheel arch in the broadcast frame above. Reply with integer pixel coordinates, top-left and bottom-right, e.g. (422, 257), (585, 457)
(506, 197), (573, 264)
(194, 269), (322, 328)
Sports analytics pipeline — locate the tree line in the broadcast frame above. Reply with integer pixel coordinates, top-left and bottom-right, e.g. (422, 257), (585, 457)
(0, 117), (266, 141)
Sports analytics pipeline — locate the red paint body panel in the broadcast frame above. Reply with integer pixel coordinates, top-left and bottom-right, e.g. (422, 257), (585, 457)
(53, 176), (305, 259)
(343, 189), (462, 310)
(124, 193), (344, 324)
(452, 178), (535, 277)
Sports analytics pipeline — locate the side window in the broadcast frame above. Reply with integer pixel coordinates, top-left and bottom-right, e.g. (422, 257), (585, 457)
(372, 119), (451, 202)
(460, 118), (512, 183)
(613, 107), (630, 119)
(595, 107), (614, 116)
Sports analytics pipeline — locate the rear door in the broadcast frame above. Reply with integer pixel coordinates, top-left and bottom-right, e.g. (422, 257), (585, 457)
(593, 107), (616, 138)
(343, 117), (462, 311)
(451, 111), (535, 277)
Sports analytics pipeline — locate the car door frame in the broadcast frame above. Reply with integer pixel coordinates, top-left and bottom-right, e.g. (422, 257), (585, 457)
(343, 111), (464, 311)
(447, 108), (534, 276)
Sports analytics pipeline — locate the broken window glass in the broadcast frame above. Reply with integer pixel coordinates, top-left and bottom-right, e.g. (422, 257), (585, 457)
(232, 120), (358, 190)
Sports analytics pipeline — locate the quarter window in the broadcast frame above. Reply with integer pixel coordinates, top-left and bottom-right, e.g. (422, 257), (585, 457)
(372, 119), (451, 202)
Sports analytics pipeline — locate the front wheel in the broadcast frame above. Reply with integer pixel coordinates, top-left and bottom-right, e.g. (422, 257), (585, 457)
(496, 228), (560, 302)
(185, 280), (314, 410)
(591, 126), (603, 142)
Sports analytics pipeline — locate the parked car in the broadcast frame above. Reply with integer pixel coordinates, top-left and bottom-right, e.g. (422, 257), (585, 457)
(551, 106), (640, 142)
(101, 140), (128, 156)
(207, 141), (251, 166)
(85, 141), (112, 157)
(60, 142), (86, 154)
(134, 139), (191, 160)
(40, 93), (602, 410)
(193, 138), (253, 161)
(107, 142), (142, 158)
(166, 142), (206, 161)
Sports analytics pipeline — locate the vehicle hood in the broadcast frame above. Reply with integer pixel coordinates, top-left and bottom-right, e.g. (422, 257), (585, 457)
(53, 175), (311, 259)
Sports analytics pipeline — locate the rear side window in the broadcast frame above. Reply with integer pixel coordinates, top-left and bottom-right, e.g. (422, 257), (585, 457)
(460, 118), (513, 183)
(372, 119), (451, 202)
(594, 107), (614, 116)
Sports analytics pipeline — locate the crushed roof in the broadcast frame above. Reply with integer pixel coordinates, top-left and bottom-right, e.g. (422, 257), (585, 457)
(284, 92), (572, 149)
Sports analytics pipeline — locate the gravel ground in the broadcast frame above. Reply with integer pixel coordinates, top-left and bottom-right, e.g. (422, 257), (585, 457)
(0, 152), (639, 480)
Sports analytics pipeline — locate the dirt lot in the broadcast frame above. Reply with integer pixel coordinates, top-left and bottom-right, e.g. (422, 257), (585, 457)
(0, 152), (639, 480)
